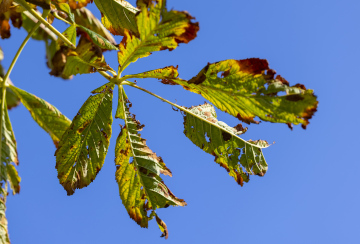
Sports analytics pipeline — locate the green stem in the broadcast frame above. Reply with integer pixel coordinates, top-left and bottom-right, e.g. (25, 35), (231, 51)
(52, 11), (72, 26)
(0, 9), (50, 188)
(123, 81), (255, 144)
(15, 0), (76, 49)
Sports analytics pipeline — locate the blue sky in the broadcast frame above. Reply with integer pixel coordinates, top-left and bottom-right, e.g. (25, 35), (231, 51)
(1, 0), (359, 243)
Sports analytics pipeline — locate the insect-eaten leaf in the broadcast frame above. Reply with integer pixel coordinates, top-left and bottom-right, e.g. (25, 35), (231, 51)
(117, 0), (199, 73)
(183, 103), (269, 186)
(0, 189), (10, 244)
(94, 0), (139, 36)
(164, 58), (318, 129)
(55, 84), (114, 195)
(9, 86), (71, 147)
(115, 87), (185, 239)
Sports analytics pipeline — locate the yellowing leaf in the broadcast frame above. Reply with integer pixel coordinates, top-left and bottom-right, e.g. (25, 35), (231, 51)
(73, 7), (116, 45)
(55, 84), (114, 195)
(122, 66), (179, 85)
(0, 190), (10, 244)
(9, 86), (71, 147)
(183, 103), (268, 186)
(94, 0), (139, 36)
(117, 0), (199, 73)
(167, 58), (318, 128)
(62, 25), (77, 46)
(115, 87), (185, 238)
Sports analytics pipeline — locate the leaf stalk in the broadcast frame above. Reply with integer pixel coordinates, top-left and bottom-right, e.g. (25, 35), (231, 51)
(15, 0), (76, 49)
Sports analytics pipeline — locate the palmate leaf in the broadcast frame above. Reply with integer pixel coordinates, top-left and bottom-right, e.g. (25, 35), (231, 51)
(55, 83), (114, 195)
(166, 58), (318, 128)
(9, 86), (71, 147)
(183, 103), (268, 186)
(117, 0), (199, 73)
(93, 0), (139, 36)
(0, 189), (9, 244)
(115, 86), (185, 239)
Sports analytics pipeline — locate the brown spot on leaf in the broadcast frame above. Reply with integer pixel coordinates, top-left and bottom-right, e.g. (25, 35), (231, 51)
(236, 113), (260, 124)
(174, 12), (199, 44)
(287, 123), (293, 130)
(294, 83), (307, 90)
(235, 172), (244, 186)
(237, 58), (270, 75)
(0, 18), (10, 39)
(276, 75), (290, 86)
(234, 124), (247, 133)
(188, 65), (210, 84)
(286, 94), (304, 102)
(222, 131), (232, 141)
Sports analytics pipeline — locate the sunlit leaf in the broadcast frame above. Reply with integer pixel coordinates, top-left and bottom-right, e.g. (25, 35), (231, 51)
(93, 0), (139, 36)
(115, 87), (185, 238)
(62, 25), (77, 46)
(55, 84), (114, 195)
(78, 26), (118, 50)
(115, 85), (126, 119)
(166, 58), (318, 128)
(6, 164), (20, 194)
(183, 103), (268, 186)
(0, 189), (10, 244)
(117, 0), (199, 73)
(57, 3), (75, 23)
(72, 7), (116, 45)
(123, 66), (179, 85)
(9, 85), (71, 147)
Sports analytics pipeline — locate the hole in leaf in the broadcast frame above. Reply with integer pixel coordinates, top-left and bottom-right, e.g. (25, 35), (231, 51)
(205, 132), (210, 143)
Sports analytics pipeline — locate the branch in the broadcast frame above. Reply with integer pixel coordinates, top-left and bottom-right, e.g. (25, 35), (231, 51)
(15, 0), (76, 49)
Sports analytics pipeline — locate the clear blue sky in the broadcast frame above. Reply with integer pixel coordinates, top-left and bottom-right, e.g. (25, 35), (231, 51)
(1, 0), (359, 243)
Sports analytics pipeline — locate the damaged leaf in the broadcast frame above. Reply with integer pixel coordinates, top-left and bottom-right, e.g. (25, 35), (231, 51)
(117, 0), (199, 73)
(183, 103), (268, 186)
(55, 84), (114, 195)
(9, 86), (71, 147)
(0, 189), (10, 244)
(123, 66), (179, 85)
(94, 0), (139, 36)
(115, 86), (185, 238)
(166, 59), (318, 128)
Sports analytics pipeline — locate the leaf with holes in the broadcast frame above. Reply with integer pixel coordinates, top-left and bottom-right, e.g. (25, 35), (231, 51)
(183, 103), (269, 186)
(115, 87), (186, 239)
(117, 0), (199, 73)
(55, 84), (114, 195)
(164, 58), (318, 128)
(9, 85), (71, 147)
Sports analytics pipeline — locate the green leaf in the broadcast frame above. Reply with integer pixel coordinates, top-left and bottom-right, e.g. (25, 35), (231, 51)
(115, 85), (126, 119)
(117, 0), (199, 73)
(123, 66), (179, 85)
(183, 103), (268, 186)
(61, 37), (114, 77)
(62, 25), (77, 46)
(78, 26), (118, 50)
(57, 3), (75, 23)
(115, 87), (185, 238)
(93, 0), (139, 36)
(0, 190), (10, 244)
(167, 58), (318, 128)
(55, 84), (114, 195)
(72, 7), (116, 45)
(6, 164), (20, 195)
(9, 85), (71, 147)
